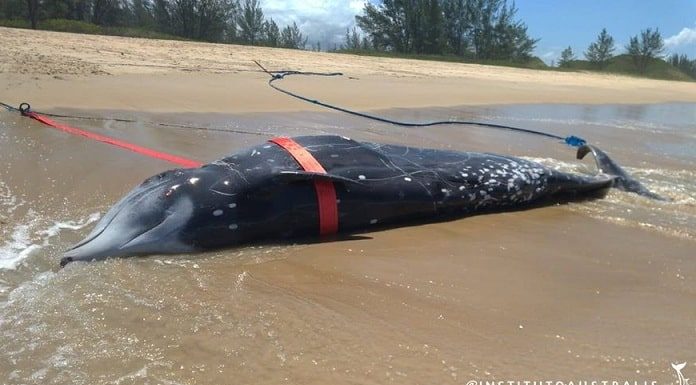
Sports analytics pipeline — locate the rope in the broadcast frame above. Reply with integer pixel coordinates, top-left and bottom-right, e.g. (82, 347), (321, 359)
(253, 61), (587, 147)
(0, 101), (19, 112)
(1, 102), (271, 137)
(14, 103), (202, 168)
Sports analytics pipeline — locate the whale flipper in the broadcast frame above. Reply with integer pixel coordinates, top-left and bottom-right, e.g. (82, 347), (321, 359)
(577, 145), (664, 200)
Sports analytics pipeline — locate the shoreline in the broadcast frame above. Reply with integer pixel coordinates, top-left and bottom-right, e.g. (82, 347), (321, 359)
(3, 71), (696, 114)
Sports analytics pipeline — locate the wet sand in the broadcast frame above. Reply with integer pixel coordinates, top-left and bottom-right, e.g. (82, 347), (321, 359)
(1, 104), (695, 384)
(1, 27), (696, 385)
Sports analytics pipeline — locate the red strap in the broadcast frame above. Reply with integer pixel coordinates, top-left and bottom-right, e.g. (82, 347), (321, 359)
(26, 112), (202, 169)
(269, 137), (339, 236)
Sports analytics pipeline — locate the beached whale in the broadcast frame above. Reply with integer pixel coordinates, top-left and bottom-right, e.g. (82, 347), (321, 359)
(60, 135), (660, 266)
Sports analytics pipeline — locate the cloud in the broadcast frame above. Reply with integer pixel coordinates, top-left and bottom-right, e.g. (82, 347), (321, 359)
(664, 23), (696, 53)
(262, 0), (365, 49)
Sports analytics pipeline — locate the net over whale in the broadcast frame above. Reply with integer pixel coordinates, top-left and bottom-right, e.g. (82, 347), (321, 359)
(61, 135), (659, 266)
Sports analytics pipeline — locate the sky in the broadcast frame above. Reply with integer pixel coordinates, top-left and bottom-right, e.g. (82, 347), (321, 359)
(262, 0), (365, 50)
(516, 0), (696, 64)
(262, 0), (696, 62)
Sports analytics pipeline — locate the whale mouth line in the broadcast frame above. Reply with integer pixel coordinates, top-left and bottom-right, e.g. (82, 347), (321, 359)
(64, 215), (113, 252)
(63, 217), (162, 260)
(60, 225), (152, 267)
(64, 179), (173, 254)
(61, 197), (192, 267)
(118, 214), (169, 251)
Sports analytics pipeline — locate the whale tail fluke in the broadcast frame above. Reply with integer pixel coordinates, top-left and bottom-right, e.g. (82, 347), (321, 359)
(577, 145), (665, 200)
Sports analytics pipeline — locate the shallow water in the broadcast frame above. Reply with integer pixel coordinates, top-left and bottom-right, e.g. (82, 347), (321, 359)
(0, 103), (695, 384)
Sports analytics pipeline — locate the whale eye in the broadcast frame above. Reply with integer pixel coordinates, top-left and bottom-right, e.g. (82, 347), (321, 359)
(144, 169), (184, 185)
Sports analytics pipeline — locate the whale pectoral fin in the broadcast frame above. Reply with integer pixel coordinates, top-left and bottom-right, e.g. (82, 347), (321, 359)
(272, 171), (365, 186)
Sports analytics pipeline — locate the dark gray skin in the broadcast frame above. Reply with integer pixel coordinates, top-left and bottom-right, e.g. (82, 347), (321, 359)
(61, 135), (659, 266)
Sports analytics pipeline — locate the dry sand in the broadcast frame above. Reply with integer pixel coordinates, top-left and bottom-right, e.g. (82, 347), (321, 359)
(1, 27), (696, 113)
(1, 27), (695, 385)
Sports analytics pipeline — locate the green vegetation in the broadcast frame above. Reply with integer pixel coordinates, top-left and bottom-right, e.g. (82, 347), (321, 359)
(558, 27), (693, 81)
(355, 0), (538, 61)
(561, 54), (693, 81)
(0, 0), (308, 48)
(37, 18), (101, 33)
(584, 28), (615, 69)
(669, 54), (696, 79)
(558, 46), (575, 68)
(626, 28), (665, 74)
(0, 17), (185, 40)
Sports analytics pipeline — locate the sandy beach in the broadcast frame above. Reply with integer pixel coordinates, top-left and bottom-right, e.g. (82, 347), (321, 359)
(1, 27), (695, 385)
(2, 27), (696, 113)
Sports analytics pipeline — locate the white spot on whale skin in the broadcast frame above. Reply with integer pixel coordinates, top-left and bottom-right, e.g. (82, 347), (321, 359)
(228, 224), (238, 230)
(213, 209), (223, 216)
(404, 177), (412, 182)
(369, 219), (378, 225)
(251, 149), (259, 156)
(228, 203), (237, 208)
(188, 177), (200, 184)
(358, 175), (366, 180)
(223, 180), (230, 186)
(330, 154), (339, 158)
(459, 186), (466, 191)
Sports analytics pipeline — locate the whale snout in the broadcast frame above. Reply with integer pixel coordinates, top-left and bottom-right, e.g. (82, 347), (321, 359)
(61, 186), (196, 266)
(60, 256), (74, 267)
(61, 236), (118, 266)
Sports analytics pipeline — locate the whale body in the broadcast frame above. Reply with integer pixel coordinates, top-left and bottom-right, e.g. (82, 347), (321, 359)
(61, 135), (659, 266)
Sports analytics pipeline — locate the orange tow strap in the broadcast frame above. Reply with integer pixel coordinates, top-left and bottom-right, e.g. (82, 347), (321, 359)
(269, 137), (339, 236)
(19, 104), (202, 168)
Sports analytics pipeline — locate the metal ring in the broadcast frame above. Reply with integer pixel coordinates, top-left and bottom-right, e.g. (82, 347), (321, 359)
(19, 103), (31, 115)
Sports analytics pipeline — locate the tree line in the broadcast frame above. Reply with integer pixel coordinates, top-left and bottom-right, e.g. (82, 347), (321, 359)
(4, 0), (541, 62)
(350, 0), (539, 61)
(557, 27), (695, 78)
(0, 0), (307, 48)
